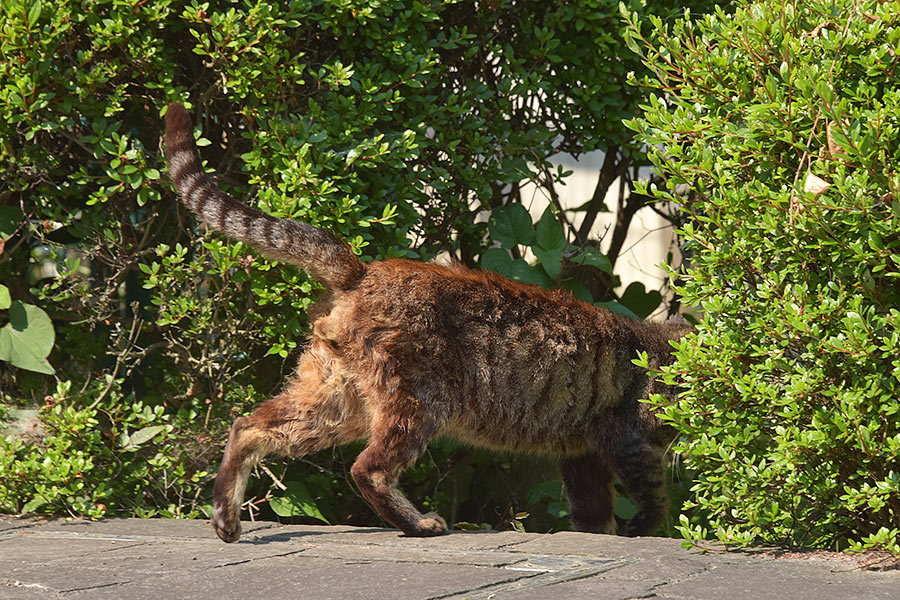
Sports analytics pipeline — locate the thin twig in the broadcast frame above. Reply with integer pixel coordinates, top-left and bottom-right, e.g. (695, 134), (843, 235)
(260, 463), (287, 491)
(88, 303), (143, 410)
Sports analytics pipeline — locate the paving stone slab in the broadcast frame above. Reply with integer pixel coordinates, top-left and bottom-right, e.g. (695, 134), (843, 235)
(295, 542), (528, 567)
(0, 516), (39, 534)
(657, 559), (900, 600)
(63, 554), (527, 600)
(24, 517), (272, 539)
(511, 531), (686, 557)
(243, 523), (542, 551)
(2, 562), (130, 595)
(0, 583), (55, 600)
(487, 575), (659, 600)
(0, 518), (896, 600)
(0, 535), (148, 569)
(68, 539), (313, 574)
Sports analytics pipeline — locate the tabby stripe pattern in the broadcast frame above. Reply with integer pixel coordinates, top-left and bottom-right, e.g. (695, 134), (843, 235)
(164, 103), (365, 290)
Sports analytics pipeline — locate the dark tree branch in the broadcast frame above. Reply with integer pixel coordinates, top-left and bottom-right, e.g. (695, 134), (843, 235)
(576, 145), (630, 242)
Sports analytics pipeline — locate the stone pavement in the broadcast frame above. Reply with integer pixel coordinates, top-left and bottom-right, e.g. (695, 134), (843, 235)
(0, 517), (897, 599)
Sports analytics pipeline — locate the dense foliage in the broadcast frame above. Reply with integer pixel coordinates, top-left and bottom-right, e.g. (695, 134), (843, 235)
(0, 0), (710, 529)
(627, 0), (900, 552)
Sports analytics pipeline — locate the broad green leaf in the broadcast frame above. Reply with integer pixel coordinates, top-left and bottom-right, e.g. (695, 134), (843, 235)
(0, 301), (55, 374)
(507, 259), (554, 287)
(547, 500), (570, 519)
(481, 247), (512, 273)
(27, 0), (41, 26)
(562, 279), (593, 302)
(0, 285), (9, 310)
(535, 206), (565, 251)
(22, 495), (46, 514)
(483, 248), (554, 288)
(614, 494), (638, 520)
(596, 300), (640, 320)
(488, 204), (534, 249)
(619, 281), (663, 320)
(0, 205), (23, 239)
(525, 479), (563, 504)
(533, 245), (562, 279)
(571, 249), (613, 275)
(121, 425), (166, 451)
(270, 481), (330, 523)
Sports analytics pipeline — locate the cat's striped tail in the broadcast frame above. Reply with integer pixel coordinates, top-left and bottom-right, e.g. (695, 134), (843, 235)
(164, 102), (365, 291)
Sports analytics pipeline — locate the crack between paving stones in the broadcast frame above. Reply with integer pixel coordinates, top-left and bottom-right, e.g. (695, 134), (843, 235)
(423, 571), (546, 600)
(630, 561), (717, 599)
(663, 561), (716, 586)
(240, 522), (279, 536)
(96, 542), (153, 554)
(424, 558), (630, 599)
(296, 547), (621, 570)
(492, 538), (542, 550)
(211, 548), (310, 568)
(57, 580), (134, 594)
(0, 522), (37, 536)
(318, 555), (518, 568)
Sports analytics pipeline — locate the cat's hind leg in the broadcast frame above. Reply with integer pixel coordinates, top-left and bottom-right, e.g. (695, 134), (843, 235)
(612, 435), (669, 537)
(350, 402), (446, 537)
(211, 344), (367, 542)
(560, 452), (617, 534)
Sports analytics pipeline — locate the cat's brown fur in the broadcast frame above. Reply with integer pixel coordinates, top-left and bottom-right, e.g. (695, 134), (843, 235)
(164, 102), (691, 542)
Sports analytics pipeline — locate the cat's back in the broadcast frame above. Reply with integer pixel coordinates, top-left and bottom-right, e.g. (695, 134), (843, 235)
(356, 258), (601, 333)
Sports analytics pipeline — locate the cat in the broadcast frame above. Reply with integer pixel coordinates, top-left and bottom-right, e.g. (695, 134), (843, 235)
(163, 102), (692, 542)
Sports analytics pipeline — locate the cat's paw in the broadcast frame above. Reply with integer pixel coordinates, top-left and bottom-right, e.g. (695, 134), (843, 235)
(212, 504), (242, 543)
(404, 511), (447, 537)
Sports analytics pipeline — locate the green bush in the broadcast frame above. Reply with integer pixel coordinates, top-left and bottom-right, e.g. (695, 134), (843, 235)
(1, 0), (712, 527)
(626, 0), (900, 552)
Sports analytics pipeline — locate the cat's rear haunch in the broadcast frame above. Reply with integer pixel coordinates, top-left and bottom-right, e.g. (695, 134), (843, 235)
(164, 102), (691, 542)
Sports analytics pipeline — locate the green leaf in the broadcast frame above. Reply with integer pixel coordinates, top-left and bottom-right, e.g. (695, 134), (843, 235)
(488, 204), (534, 249)
(480, 248), (553, 287)
(121, 425), (166, 451)
(0, 301), (55, 374)
(562, 279), (593, 302)
(547, 500), (570, 518)
(481, 247), (512, 274)
(507, 259), (554, 287)
(270, 481), (330, 523)
(22, 495), (46, 514)
(0, 205), (23, 239)
(596, 300), (640, 320)
(533, 245), (562, 279)
(571, 248), (613, 275)
(535, 206), (565, 251)
(453, 521), (492, 531)
(618, 281), (662, 320)
(27, 0), (41, 26)
(614, 494), (638, 520)
(526, 479), (563, 504)
(0, 285), (10, 310)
